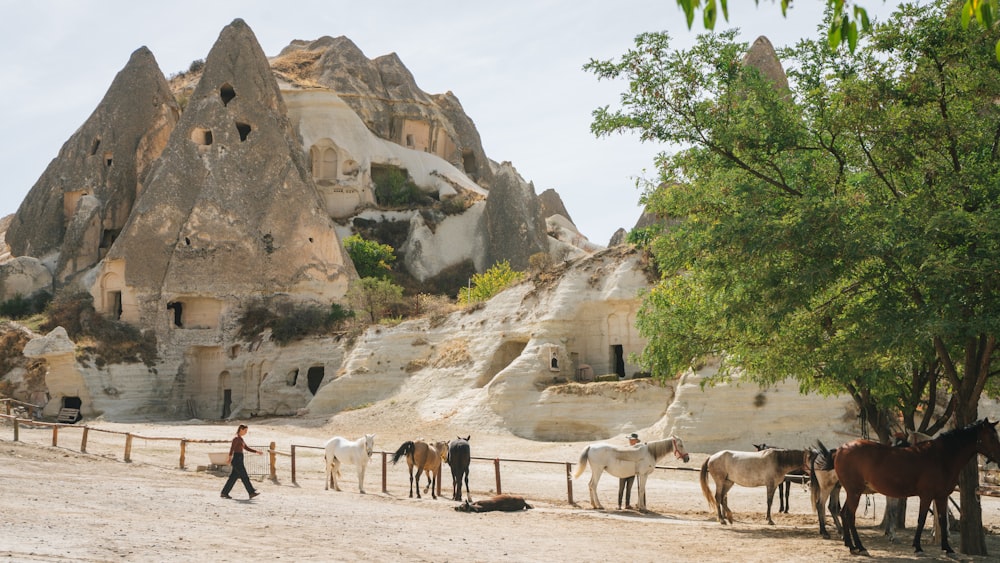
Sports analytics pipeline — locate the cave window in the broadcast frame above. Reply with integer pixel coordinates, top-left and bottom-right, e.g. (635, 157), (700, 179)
(191, 128), (213, 146)
(236, 122), (251, 142)
(287, 369), (299, 387)
(100, 229), (119, 249)
(104, 151), (113, 167)
(306, 366), (325, 395)
(167, 302), (183, 328)
(90, 138), (101, 155)
(405, 134), (414, 148)
(229, 345), (240, 359)
(220, 83), (236, 106)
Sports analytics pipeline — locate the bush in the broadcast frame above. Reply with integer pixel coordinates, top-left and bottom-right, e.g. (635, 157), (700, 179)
(0, 291), (51, 320)
(237, 301), (353, 346)
(346, 278), (405, 324)
(374, 168), (424, 207)
(458, 260), (524, 305)
(343, 234), (396, 279)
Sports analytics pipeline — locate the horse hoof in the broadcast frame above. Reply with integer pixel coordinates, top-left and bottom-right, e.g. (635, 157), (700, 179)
(821, 533), (830, 540)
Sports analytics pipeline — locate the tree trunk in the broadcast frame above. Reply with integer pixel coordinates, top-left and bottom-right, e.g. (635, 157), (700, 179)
(958, 460), (986, 555)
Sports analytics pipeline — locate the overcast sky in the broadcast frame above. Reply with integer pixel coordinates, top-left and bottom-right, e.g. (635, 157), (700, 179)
(0, 1), (903, 246)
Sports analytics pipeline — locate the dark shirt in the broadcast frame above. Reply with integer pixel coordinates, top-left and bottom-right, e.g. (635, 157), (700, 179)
(229, 435), (259, 457)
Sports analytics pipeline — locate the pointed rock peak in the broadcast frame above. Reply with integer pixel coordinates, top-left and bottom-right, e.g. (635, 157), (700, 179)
(538, 188), (574, 226)
(742, 35), (789, 91)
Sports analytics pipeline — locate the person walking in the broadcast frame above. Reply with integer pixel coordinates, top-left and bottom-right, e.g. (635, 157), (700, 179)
(617, 433), (641, 510)
(220, 424), (263, 499)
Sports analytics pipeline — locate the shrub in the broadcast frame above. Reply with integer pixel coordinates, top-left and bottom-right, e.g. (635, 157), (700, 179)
(343, 234), (396, 279)
(346, 278), (405, 324)
(0, 291), (51, 320)
(237, 301), (353, 345)
(458, 260), (524, 305)
(373, 168), (424, 207)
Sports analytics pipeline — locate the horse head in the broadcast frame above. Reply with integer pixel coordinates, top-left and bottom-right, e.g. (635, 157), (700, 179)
(671, 436), (691, 463)
(975, 418), (1000, 464)
(364, 434), (375, 458)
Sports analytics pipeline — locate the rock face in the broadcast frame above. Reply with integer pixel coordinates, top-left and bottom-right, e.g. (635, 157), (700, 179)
(742, 36), (789, 92)
(5, 47), (179, 285)
(481, 163), (550, 271)
(538, 188), (573, 225)
(96, 19), (354, 329)
(0, 257), (53, 301)
(276, 36), (493, 188)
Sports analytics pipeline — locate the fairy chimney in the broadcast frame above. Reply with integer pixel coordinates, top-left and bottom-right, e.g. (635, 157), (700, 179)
(95, 19), (353, 328)
(5, 47), (179, 284)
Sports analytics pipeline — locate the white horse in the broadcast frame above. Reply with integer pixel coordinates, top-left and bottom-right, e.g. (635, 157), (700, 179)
(573, 436), (690, 511)
(324, 434), (375, 493)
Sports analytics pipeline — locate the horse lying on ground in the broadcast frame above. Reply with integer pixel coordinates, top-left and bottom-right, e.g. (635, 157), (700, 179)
(324, 434), (375, 493)
(753, 443), (807, 514)
(454, 494), (533, 512)
(574, 436), (691, 511)
(445, 436), (471, 501)
(700, 448), (811, 525)
(391, 439), (449, 499)
(835, 419), (1000, 555)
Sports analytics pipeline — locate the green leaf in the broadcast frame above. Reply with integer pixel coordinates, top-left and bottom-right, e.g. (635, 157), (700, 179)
(962, 0), (974, 28)
(704, 0), (717, 29)
(847, 20), (858, 52)
(828, 19), (843, 50)
(995, 37), (1000, 62)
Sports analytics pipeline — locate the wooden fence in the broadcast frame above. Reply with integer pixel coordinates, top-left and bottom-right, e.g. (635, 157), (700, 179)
(0, 402), (699, 505)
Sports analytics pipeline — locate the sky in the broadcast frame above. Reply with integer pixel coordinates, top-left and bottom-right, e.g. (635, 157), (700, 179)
(0, 1), (904, 246)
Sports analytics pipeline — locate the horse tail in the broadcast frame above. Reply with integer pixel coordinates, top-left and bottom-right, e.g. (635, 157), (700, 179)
(391, 441), (414, 465)
(573, 446), (590, 479)
(699, 457), (716, 509)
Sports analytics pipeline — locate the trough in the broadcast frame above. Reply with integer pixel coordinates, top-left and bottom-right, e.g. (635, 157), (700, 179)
(208, 452), (230, 466)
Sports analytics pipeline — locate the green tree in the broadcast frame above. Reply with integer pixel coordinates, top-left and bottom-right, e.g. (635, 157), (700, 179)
(346, 277), (405, 324)
(458, 260), (524, 305)
(590, 1), (1000, 553)
(343, 234), (396, 279)
(675, 0), (1000, 59)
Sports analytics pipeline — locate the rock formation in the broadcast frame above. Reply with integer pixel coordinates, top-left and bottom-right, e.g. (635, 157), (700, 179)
(481, 163), (549, 271)
(742, 36), (790, 92)
(5, 47), (179, 285)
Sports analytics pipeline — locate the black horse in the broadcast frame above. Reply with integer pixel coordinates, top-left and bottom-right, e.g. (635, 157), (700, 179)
(446, 436), (471, 501)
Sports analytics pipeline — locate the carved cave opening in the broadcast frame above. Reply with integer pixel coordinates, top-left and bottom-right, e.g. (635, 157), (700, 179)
(307, 366), (324, 395)
(236, 122), (251, 142)
(220, 83), (236, 106)
(477, 340), (527, 387)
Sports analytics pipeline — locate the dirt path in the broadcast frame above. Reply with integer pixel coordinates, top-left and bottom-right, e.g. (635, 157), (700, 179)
(2, 414), (1000, 562)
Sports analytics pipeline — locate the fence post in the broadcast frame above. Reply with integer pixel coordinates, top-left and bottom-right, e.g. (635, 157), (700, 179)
(382, 452), (388, 493)
(290, 445), (297, 485)
(124, 433), (133, 462)
(566, 462), (574, 505)
(494, 458), (502, 495)
(81, 427), (89, 452)
(52, 425), (58, 447)
(12, 418), (18, 442)
(179, 440), (187, 469)
(269, 441), (277, 482)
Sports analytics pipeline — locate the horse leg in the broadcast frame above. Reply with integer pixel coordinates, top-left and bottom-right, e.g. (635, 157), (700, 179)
(934, 497), (953, 553)
(911, 497), (933, 553)
(358, 462), (366, 494)
(841, 491), (866, 555)
(780, 480), (788, 513)
(462, 469), (470, 503)
(414, 466), (423, 499)
(331, 459), (341, 491)
(408, 464), (415, 498)
(765, 483), (777, 525)
(830, 483), (843, 535)
(636, 474), (647, 512)
(813, 484), (829, 538)
(719, 480), (735, 524)
(325, 459), (331, 491)
(588, 468), (603, 509)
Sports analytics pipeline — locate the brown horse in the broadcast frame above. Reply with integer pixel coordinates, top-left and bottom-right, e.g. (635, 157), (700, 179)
(835, 418), (1000, 555)
(391, 440), (449, 499)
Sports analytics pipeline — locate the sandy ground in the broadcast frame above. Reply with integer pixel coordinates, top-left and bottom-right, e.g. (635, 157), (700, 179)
(3, 405), (1000, 562)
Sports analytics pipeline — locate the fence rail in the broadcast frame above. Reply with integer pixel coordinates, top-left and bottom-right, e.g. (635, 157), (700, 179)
(0, 412), (707, 505)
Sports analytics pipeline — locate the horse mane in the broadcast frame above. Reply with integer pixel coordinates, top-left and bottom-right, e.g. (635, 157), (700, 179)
(771, 448), (806, 468)
(646, 437), (674, 460)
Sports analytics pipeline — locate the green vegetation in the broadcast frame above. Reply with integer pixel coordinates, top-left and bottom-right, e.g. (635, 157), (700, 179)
(0, 292), (51, 320)
(458, 260), (524, 305)
(346, 277), (405, 324)
(236, 301), (352, 345)
(373, 167), (425, 207)
(343, 234), (396, 279)
(41, 292), (157, 368)
(590, 1), (1000, 552)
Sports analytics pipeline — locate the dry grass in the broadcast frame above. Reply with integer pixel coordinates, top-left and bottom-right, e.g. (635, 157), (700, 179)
(270, 50), (323, 87)
(432, 338), (472, 368)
